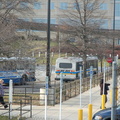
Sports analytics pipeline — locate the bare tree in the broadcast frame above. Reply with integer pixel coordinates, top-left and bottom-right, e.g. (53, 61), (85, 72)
(58, 0), (108, 77)
(0, 0), (36, 57)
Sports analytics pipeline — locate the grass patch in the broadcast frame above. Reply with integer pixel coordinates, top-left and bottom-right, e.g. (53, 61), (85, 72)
(0, 116), (26, 120)
(4, 93), (40, 105)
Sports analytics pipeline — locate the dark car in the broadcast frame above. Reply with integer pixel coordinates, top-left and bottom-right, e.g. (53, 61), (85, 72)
(92, 105), (120, 120)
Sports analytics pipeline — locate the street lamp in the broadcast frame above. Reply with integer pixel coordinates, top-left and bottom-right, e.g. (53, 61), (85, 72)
(46, 0), (51, 86)
(112, 0), (115, 61)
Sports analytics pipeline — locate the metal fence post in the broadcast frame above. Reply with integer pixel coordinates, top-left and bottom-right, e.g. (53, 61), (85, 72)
(20, 99), (22, 119)
(30, 96), (32, 118)
(111, 62), (117, 120)
(75, 81), (76, 96)
(25, 88), (26, 105)
(65, 84), (66, 100)
(70, 83), (71, 98)
(9, 103), (10, 120)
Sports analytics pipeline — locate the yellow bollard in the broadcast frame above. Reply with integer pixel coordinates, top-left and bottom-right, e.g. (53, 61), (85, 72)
(110, 89), (112, 104)
(88, 104), (92, 120)
(116, 88), (118, 100)
(102, 94), (105, 109)
(78, 109), (83, 120)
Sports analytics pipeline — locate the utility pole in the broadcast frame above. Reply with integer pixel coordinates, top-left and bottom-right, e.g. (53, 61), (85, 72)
(112, 0), (115, 61)
(46, 0), (51, 86)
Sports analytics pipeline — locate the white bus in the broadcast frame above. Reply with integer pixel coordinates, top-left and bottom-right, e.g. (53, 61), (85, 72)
(0, 57), (36, 84)
(55, 56), (98, 81)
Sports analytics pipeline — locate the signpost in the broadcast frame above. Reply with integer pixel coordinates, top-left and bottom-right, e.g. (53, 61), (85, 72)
(88, 66), (93, 120)
(45, 76), (49, 120)
(102, 62), (106, 109)
(89, 66), (93, 104)
(106, 57), (112, 63)
(80, 67), (82, 109)
(9, 80), (13, 119)
(59, 72), (63, 120)
(78, 67), (83, 120)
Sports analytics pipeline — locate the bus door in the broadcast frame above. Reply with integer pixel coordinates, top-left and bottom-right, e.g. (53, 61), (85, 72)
(76, 62), (83, 78)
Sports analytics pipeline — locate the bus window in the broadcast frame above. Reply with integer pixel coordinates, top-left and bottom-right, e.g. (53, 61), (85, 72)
(0, 62), (3, 70)
(30, 64), (35, 70)
(16, 61), (24, 70)
(2, 62), (7, 70)
(12, 61), (16, 70)
(7, 61), (12, 70)
(24, 62), (29, 69)
(59, 63), (72, 68)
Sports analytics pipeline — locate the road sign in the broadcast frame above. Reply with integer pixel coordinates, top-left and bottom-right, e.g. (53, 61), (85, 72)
(45, 77), (49, 95)
(106, 57), (112, 63)
(90, 71), (93, 75)
(90, 66), (93, 79)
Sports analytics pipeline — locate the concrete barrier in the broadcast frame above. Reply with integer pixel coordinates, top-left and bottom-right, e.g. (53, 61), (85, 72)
(40, 88), (55, 106)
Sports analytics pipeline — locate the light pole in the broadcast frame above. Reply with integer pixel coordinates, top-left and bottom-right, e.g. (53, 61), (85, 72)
(112, 0), (115, 61)
(58, 30), (61, 58)
(46, 0), (51, 86)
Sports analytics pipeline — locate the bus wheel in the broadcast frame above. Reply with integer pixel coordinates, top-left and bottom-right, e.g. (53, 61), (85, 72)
(21, 74), (28, 85)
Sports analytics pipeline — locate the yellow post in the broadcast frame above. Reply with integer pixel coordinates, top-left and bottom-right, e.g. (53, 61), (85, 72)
(88, 104), (92, 120)
(110, 89), (112, 104)
(102, 94), (105, 109)
(78, 109), (83, 120)
(116, 88), (118, 100)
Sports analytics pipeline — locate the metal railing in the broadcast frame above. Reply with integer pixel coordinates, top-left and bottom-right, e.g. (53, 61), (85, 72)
(0, 95), (32, 120)
(1, 68), (113, 107)
(55, 70), (112, 104)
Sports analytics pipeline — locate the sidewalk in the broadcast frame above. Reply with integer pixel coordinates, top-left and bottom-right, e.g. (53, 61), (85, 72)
(0, 80), (112, 120)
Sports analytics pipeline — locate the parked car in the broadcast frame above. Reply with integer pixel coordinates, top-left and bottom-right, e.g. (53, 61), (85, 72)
(92, 105), (120, 120)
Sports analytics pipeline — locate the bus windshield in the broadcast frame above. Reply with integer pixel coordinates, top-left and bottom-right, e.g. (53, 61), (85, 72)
(59, 63), (72, 68)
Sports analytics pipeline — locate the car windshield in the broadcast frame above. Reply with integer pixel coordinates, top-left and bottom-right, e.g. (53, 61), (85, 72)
(117, 104), (120, 109)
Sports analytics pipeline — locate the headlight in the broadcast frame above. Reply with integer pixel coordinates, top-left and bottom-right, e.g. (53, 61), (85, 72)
(94, 115), (102, 120)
